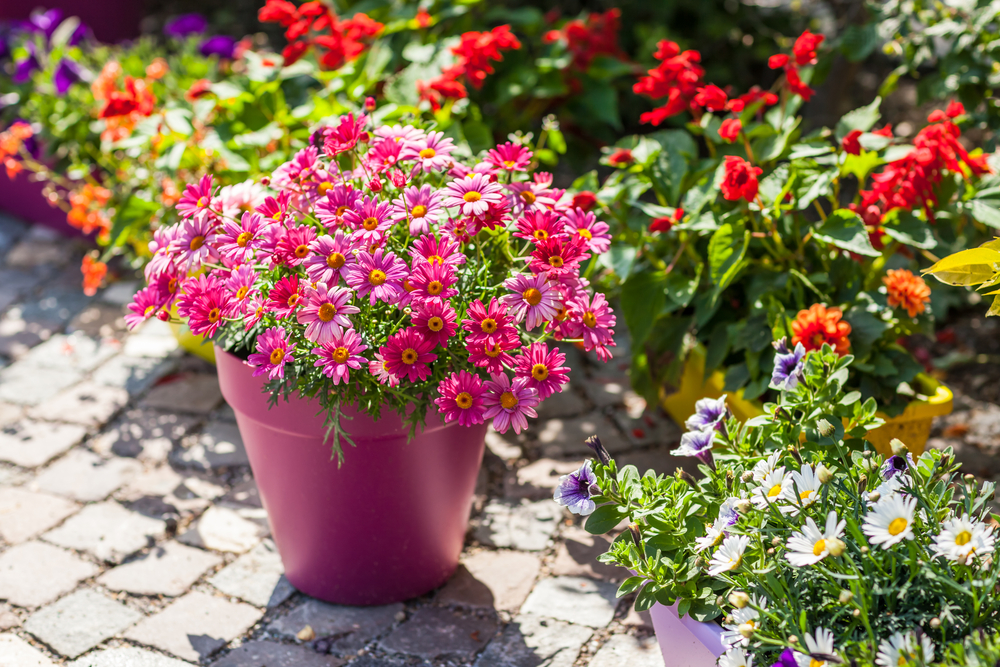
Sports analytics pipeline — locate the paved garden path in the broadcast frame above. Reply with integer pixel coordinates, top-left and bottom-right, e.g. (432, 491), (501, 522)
(0, 215), (992, 666)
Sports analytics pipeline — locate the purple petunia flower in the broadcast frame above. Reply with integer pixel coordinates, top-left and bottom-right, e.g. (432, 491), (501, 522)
(199, 35), (237, 58)
(880, 454), (912, 480)
(12, 43), (39, 84)
(586, 435), (612, 466)
(164, 13), (208, 37)
(553, 461), (600, 515)
(28, 8), (62, 39)
(684, 395), (728, 432)
(771, 648), (798, 667)
(53, 58), (82, 95)
(671, 428), (715, 468)
(771, 339), (806, 391)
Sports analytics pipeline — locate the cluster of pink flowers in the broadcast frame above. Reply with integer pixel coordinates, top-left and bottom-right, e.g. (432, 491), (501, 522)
(127, 112), (616, 435)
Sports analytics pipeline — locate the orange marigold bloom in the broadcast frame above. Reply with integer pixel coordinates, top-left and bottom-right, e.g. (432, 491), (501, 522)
(883, 268), (931, 318)
(146, 58), (169, 80)
(791, 303), (852, 355)
(81, 256), (108, 297)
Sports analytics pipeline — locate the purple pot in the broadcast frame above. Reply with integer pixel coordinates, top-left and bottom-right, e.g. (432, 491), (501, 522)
(215, 347), (488, 605)
(649, 602), (727, 666)
(0, 172), (82, 237)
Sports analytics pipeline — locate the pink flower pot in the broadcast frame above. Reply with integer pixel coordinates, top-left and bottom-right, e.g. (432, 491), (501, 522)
(215, 347), (488, 605)
(649, 602), (727, 666)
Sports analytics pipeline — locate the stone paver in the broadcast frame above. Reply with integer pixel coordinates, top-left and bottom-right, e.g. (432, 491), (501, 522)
(0, 420), (86, 467)
(98, 541), (222, 597)
(268, 599), (403, 654)
(43, 501), (166, 563)
(24, 589), (141, 658)
(504, 458), (584, 500)
(91, 409), (197, 462)
(551, 526), (621, 582)
(172, 421), (249, 470)
(69, 646), (195, 666)
(124, 591), (262, 663)
(177, 505), (265, 553)
(436, 550), (540, 612)
(33, 449), (141, 502)
(0, 541), (98, 608)
(472, 614), (593, 667)
(537, 389), (587, 419)
(141, 374), (222, 415)
(66, 303), (128, 339)
(379, 606), (497, 661)
(590, 634), (665, 667)
(120, 320), (179, 359)
(208, 539), (294, 607)
(0, 633), (56, 666)
(0, 487), (79, 544)
(0, 403), (21, 428)
(212, 641), (345, 667)
(28, 381), (130, 427)
(537, 415), (628, 458)
(92, 356), (174, 397)
(520, 577), (619, 628)
(19, 334), (119, 374)
(473, 499), (561, 551)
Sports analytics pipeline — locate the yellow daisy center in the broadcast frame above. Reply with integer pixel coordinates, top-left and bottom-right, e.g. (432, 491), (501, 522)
(411, 204), (428, 218)
(208, 307), (221, 323)
(812, 539), (827, 556)
(520, 190), (536, 204)
(480, 318), (498, 333)
(327, 252), (346, 269)
(236, 232), (252, 247)
(767, 484), (784, 498)
(317, 181), (333, 196)
(369, 269), (387, 286)
(427, 316), (444, 332)
(955, 530), (972, 546)
(531, 363), (549, 381)
(484, 343), (503, 358)
(500, 391), (519, 409)
(419, 148), (436, 159)
(235, 286), (249, 300)
(888, 517), (909, 536)
(549, 255), (564, 268)
(189, 235), (205, 251)
(295, 244), (309, 259)
(577, 228), (593, 239)
(582, 311), (597, 327)
(523, 288), (542, 306)
(318, 303), (337, 322)
(427, 281), (444, 295)
(456, 392), (473, 409)
(463, 191), (481, 203)
(269, 347), (285, 364)
(362, 216), (379, 231)
(332, 346), (349, 363)
(401, 348), (418, 364)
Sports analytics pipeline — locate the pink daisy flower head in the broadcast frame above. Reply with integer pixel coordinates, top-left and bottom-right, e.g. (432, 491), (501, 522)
(344, 249), (408, 305)
(409, 234), (466, 267)
(316, 184), (363, 230)
(271, 146), (319, 190)
(467, 329), (520, 374)
(218, 211), (266, 265)
(501, 273), (560, 330)
(461, 297), (516, 347)
(266, 275), (303, 319)
(148, 269), (181, 310)
(273, 224), (317, 267)
(145, 224), (182, 280)
(442, 216), (473, 243)
(374, 124), (426, 146)
(529, 237), (590, 277)
(391, 185), (443, 236)
(380, 328), (438, 382)
(369, 352), (399, 387)
(224, 264), (258, 317)
(400, 131), (455, 173)
(125, 286), (164, 330)
(172, 212), (218, 272)
(313, 328), (368, 385)
(485, 142), (533, 172)
(304, 231), (357, 286)
(247, 327), (296, 380)
(480, 200), (512, 231)
(442, 173), (504, 218)
(574, 292), (617, 362)
(365, 138), (404, 173)
(408, 262), (458, 302)
(323, 112), (368, 156)
(514, 342), (570, 400)
(343, 195), (394, 245)
(411, 299), (458, 348)
(562, 208), (611, 253)
(435, 370), (487, 427)
(176, 174), (215, 219)
(257, 191), (292, 224)
(506, 180), (556, 216)
(483, 373), (540, 435)
(245, 293), (267, 331)
(514, 209), (567, 244)
(176, 274), (228, 338)
(297, 284), (360, 344)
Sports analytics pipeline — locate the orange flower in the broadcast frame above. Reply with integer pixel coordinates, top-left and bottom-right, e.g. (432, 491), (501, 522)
(145, 58), (169, 80)
(81, 256), (108, 296)
(161, 177), (181, 207)
(3, 158), (22, 179)
(791, 303), (852, 355)
(883, 268), (931, 318)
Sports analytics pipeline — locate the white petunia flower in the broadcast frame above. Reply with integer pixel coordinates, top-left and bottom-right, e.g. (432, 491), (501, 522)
(751, 467), (792, 510)
(709, 534), (749, 576)
(787, 465), (822, 515)
(786, 511), (846, 567)
(752, 450), (783, 483)
(721, 597), (767, 647)
(718, 647), (754, 667)
(863, 493), (917, 549)
(795, 627), (837, 667)
(875, 631), (935, 667)
(933, 514), (996, 563)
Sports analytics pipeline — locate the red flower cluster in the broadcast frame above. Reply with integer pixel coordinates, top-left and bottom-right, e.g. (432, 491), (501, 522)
(767, 30), (824, 102)
(67, 184), (112, 238)
(721, 156), (762, 202)
(258, 0), (383, 69)
(418, 25), (521, 110)
(543, 9), (625, 71)
(92, 62), (156, 143)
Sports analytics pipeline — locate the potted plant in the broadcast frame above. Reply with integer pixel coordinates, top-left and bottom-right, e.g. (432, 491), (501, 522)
(126, 111), (618, 604)
(556, 342), (999, 666)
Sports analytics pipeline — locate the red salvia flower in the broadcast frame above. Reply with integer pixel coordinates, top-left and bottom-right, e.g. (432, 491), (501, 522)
(720, 156), (762, 202)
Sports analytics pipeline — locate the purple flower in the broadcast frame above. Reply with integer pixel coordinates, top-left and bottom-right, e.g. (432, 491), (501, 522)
(684, 395), (727, 432)
(880, 454), (912, 480)
(771, 648), (798, 667)
(771, 340), (806, 390)
(586, 435), (611, 466)
(671, 428), (715, 468)
(53, 58), (82, 95)
(12, 43), (39, 84)
(164, 13), (208, 37)
(28, 8), (62, 39)
(554, 461), (600, 515)
(199, 35), (237, 58)
(718, 497), (740, 527)
(0, 35), (9, 61)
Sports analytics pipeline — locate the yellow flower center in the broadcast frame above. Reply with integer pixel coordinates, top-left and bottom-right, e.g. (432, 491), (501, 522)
(428, 316), (444, 332)
(236, 232), (252, 247)
(272, 211), (282, 221)
(295, 244), (309, 259)
(427, 254), (444, 265)
(270, 347), (285, 364)
(463, 191), (481, 203)
(403, 279), (415, 292)
(456, 392), (473, 409)
(523, 288), (542, 306)
(578, 228), (593, 239)
(500, 391), (519, 409)
(336, 205), (348, 217)
(318, 303), (337, 322)
(287, 294), (301, 307)
(208, 307), (221, 323)
(888, 517), (909, 536)
(332, 346), (349, 363)
(484, 343), (503, 358)
(812, 539), (827, 556)
(531, 363), (549, 381)
(197, 196), (210, 208)
(236, 286), (249, 300)
(767, 484), (784, 498)
(143, 305), (156, 317)
(317, 181), (333, 196)
(480, 318), (498, 333)
(955, 530), (972, 546)
(168, 277), (178, 293)
(327, 252), (346, 269)
(189, 235), (205, 251)
(533, 230), (548, 241)
(401, 348), (418, 364)
(411, 204), (428, 218)
(504, 160), (517, 169)
(427, 281), (444, 296)
(800, 489), (815, 502)
(582, 311), (597, 327)
(810, 660), (825, 667)
(549, 255), (564, 268)
(419, 148), (436, 159)
(520, 190), (536, 204)
(362, 216), (379, 231)
(369, 269), (387, 286)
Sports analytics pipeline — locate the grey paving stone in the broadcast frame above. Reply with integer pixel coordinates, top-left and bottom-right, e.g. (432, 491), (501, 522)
(0, 365), (84, 406)
(69, 646), (195, 666)
(484, 428), (522, 460)
(436, 550), (540, 613)
(98, 541), (223, 597)
(346, 658), (408, 667)
(91, 409), (197, 463)
(0, 541), (98, 608)
(473, 500), (561, 551)
(582, 377), (628, 408)
(0, 214), (27, 251)
(209, 539), (294, 608)
(211, 641), (345, 667)
(66, 304), (128, 339)
(519, 576), (618, 628)
(92, 356), (175, 397)
(0, 633), (56, 666)
(33, 449), (141, 502)
(379, 606), (497, 661)
(550, 526), (621, 582)
(24, 589), (142, 658)
(613, 410), (682, 448)
(4, 235), (73, 269)
(98, 281), (140, 307)
(0, 603), (20, 629)
(268, 599), (403, 654)
(118, 466), (186, 500)
(172, 421), (249, 471)
(0, 285), (92, 358)
(221, 479), (262, 508)
(537, 415), (628, 458)
(141, 374), (221, 415)
(177, 506), (265, 554)
(590, 633), (664, 667)
(121, 327), (180, 359)
(20, 334), (120, 374)
(537, 388), (587, 419)
(0, 268), (46, 313)
(43, 501), (166, 563)
(29, 381), (130, 427)
(504, 458), (585, 501)
(0, 420), (86, 467)
(0, 487), (79, 544)
(0, 403), (21, 428)
(124, 591), (263, 663)
(472, 613), (592, 667)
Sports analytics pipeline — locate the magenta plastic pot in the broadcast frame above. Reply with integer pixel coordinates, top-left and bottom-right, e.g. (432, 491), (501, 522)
(215, 347), (488, 605)
(649, 602), (727, 666)
(0, 173), (82, 237)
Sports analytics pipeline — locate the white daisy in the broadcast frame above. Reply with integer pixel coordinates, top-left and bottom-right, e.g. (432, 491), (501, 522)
(786, 511), (846, 567)
(696, 519), (729, 552)
(751, 467), (792, 510)
(718, 647), (754, 667)
(787, 465), (822, 515)
(752, 450), (783, 483)
(875, 631), (935, 667)
(868, 474), (906, 506)
(709, 534), (749, 576)
(795, 627), (837, 667)
(863, 493), (917, 550)
(933, 514), (996, 562)
(721, 598), (766, 647)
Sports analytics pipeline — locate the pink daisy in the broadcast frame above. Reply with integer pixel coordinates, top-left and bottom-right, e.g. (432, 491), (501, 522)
(216, 180), (266, 219)
(411, 300), (458, 348)
(145, 225), (182, 280)
(374, 124), (426, 146)
(171, 213), (218, 272)
(176, 174), (215, 219)
(369, 352), (400, 387)
(244, 293), (267, 331)
(297, 284), (360, 344)
(528, 237), (590, 277)
(124, 286), (163, 330)
(176, 274), (228, 338)
(380, 328), (438, 382)
(435, 371), (487, 427)
(400, 131), (455, 172)
(506, 180), (557, 216)
(482, 373), (539, 435)
(304, 231), (357, 286)
(316, 184), (363, 230)
(513, 209), (567, 244)
(218, 211), (266, 265)
(323, 112), (368, 156)
(408, 262), (458, 302)
(562, 208), (611, 253)
(485, 142), (533, 172)
(514, 343), (570, 399)
(247, 327), (296, 380)
(391, 185), (443, 236)
(224, 264), (258, 317)
(479, 200), (512, 232)
(343, 195), (394, 245)
(467, 330), (520, 375)
(271, 146), (319, 190)
(266, 275), (303, 319)
(365, 138), (404, 173)
(545, 295), (583, 341)
(273, 224), (317, 267)
(147, 268), (181, 310)
(409, 234), (466, 267)
(441, 217), (473, 243)
(441, 173), (504, 218)
(257, 191), (292, 224)
(313, 328), (368, 385)
(461, 297), (517, 347)
(574, 293), (617, 362)
(343, 249), (408, 305)
(501, 273), (560, 330)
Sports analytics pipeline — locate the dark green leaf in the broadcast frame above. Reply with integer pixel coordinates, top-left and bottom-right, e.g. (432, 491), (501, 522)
(585, 505), (628, 535)
(813, 209), (880, 257)
(621, 271), (667, 348)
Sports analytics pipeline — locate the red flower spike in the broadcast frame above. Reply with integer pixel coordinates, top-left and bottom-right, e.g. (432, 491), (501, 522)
(842, 129), (862, 156)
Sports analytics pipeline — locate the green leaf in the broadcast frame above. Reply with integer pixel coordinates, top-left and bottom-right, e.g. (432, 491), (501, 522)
(163, 109), (193, 137)
(585, 505), (628, 535)
(881, 211), (938, 249)
(548, 129), (567, 155)
(813, 209), (880, 257)
(841, 24), (879, 62)
(580, 81), (621, 130)
(462, 120), (493, 154)
(708, 223), (749, 292)
(841, 151), (883, 182)
(572, 171), (599, 193)
(798, 170), (836, 210)
(836, 97), (881, 141)
(969, 200), (1000, 229)
(165, 143), (186, 171)
(598, 246), (637, 279)
(621, 271), (667, 348)
(617, 576), (646, 597)
(210, 81), (244, 101)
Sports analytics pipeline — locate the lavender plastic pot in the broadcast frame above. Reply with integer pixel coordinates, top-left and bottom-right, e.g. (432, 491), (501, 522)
(215, 347), (488, 605)
(649, 602), (727, 666)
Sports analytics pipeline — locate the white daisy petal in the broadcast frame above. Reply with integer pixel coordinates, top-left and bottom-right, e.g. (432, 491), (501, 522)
(709, 534), (749, 577)
(863, 493), (917, 549)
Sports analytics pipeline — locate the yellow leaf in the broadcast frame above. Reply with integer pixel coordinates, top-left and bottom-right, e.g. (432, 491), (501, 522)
(922, 247), (1000, 286)
(989, 294), (1000, 317)
(982, 238), (1000, 252)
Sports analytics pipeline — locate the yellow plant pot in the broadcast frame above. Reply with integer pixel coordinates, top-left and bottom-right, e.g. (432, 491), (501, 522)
(168, 318), (216, 364)
(660, 345), (952, 458)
